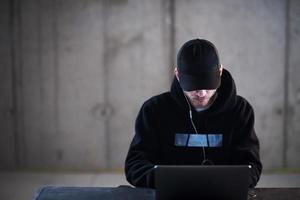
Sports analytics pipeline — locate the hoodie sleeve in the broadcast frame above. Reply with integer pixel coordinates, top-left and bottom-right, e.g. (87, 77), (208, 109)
(231, 98), (263, 188)
(125, 102), (158, 188)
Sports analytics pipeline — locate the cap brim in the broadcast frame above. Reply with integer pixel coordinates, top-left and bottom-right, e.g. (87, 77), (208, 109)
(179, 70), (221, 91)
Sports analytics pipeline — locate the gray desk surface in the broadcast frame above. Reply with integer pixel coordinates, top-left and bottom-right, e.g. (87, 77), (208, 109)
(32, 185), (300, 200)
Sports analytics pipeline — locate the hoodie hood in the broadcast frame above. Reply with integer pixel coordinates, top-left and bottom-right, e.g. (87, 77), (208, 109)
(170, 69), (237, 116)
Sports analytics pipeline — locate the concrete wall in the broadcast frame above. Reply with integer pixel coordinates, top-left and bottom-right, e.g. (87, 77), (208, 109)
(0, 0), (299, 171)
(0, 0), (171, 170)
(0, 0), (16, 169)
(287, 0), (300, 168)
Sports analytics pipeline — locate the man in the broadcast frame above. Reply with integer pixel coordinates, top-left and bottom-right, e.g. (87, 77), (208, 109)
(125, 39), (262, 189)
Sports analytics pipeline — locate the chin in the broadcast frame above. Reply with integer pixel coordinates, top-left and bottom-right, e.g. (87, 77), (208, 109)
(194, 100), (208, 106)
(194, 103), (207, 107)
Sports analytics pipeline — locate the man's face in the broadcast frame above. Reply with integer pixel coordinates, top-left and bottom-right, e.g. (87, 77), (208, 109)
(183, 89), (217, 108)
(174, 66), (222, 108)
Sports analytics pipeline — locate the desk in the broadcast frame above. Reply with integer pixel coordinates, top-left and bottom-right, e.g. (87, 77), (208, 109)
(32, 185), (300, 200)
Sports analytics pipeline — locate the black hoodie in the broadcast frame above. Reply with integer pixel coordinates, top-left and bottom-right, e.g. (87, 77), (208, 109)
(125, 69), (262, 188)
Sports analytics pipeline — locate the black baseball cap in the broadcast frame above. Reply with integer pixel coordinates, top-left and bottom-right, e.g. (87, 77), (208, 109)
(177, 39), (221, 91)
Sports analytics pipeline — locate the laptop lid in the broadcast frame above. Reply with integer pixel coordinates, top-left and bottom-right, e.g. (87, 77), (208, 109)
(154, 165), (251, 200)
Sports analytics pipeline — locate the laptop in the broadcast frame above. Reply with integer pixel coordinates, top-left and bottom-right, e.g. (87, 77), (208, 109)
(154, 165), (251, 200)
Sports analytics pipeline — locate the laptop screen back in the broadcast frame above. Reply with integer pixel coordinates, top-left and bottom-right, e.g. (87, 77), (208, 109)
(155, 165), (251, 200)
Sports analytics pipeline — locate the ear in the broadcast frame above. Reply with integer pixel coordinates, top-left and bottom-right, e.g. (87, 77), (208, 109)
(174, 67), (180, 81)
(219, 65), (224, 76)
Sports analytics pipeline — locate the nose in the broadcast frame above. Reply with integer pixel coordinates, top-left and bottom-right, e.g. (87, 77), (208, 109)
(195, 90), (207, 97)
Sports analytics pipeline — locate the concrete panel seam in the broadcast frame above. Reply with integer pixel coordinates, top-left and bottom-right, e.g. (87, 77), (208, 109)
(283, 0), (291, 168)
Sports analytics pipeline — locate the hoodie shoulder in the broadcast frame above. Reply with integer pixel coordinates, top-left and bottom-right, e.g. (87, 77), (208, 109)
(142, 92), (173, 110)
(234, 95), (255, 123)
(236, 96), (254, 112)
